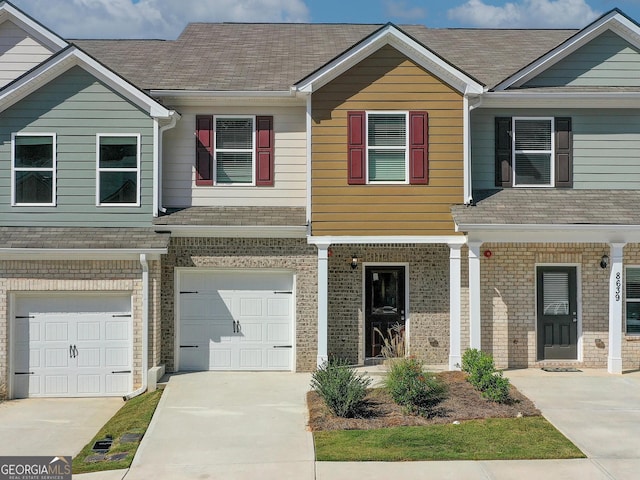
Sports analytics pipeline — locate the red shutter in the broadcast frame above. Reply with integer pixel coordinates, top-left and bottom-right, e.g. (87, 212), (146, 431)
(256, 116), (274, 186)
(347, 111), (366, 185)
(409, 111), (428, 185)
(195, 115), (213, 186)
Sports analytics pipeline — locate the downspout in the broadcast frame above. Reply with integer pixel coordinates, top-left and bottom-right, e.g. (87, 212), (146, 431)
(123, 253), (149, 400)
(305, 93), (312, 235)
(464, 92), (483, 205)
(156, 112), (180, 214)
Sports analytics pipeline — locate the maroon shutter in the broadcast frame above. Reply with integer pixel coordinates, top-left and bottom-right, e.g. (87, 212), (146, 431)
(256, 116), (274, 186)
(195, 115), (213, 186)
(347, 111), (366, 185)
(409, 111), (429, 185)
(555, 117), (572, 188)
(495, 117), (512, 187)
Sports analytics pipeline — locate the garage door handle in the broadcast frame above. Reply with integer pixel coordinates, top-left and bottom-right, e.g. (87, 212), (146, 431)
(180, 345), (199, 348)
(274, 291), (293, 294)
(273, 345), (292, 349)
(14, 372), (34, 375)
(112, 370), (131, 374)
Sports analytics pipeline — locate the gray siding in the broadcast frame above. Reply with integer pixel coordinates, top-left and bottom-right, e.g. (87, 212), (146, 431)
(471, 108), (640, 190)
(525, 31), (640, 87)
(0, 66), (155, 226)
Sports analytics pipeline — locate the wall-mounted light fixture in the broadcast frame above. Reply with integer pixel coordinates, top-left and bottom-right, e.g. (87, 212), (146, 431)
(350, 255), (359, 270)
(600, 254), (610, 269)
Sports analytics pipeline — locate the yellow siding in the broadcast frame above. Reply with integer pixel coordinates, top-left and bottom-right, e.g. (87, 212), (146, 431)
(311, 44), (464, 236)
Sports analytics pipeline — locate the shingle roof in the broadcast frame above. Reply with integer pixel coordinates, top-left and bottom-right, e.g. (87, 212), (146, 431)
(153, 207), (307, 226)
(0, 227), (170, 249)
(73, 24), (576, 91)
(451, 189), (640, 226)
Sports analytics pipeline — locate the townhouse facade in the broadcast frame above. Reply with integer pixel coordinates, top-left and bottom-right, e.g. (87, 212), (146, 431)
(0, 0), (639, 399)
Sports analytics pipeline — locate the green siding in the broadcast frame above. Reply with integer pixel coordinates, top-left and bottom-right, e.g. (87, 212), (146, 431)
(0, 66), (155, 226)
(471, 108), (640, 190)
(525, 31), (640, 87)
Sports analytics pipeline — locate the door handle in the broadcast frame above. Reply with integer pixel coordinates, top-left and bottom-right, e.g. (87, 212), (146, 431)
(236, 321), (241, 333)
(70, 345), (73, 358)
(233, 320), (236, 333)
(73, 345), (78, 358)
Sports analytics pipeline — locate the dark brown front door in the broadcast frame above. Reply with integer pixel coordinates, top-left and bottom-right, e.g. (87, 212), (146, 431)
(365, 266), (406, 357)
(537, 266), (578, 360)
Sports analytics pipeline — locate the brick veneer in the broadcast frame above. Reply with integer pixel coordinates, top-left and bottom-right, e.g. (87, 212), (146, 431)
(160, 238), (318, 372)
(0, 259), (160, 397)
(326, 244), (452, 365)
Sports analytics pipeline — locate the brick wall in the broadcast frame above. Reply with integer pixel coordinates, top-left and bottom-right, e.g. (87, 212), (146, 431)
(326, 244), (452, 366)
(161, 238), (318, 372)
(0, 259), (150, 397)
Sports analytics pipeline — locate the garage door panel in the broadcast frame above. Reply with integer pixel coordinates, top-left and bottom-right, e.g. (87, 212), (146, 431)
(268, 349), (291, 369)
(237, 322), (262, 342)
(77, 348), (101, 367)
(239, 297), (262, 316)
(45, 348), (69, 368)
(267, 323), (290, 343)
(45, 322), (68, 342)
(105, 321), (129, 341)
(267, 298), (290, 316)
(106, 374), (129, 394)
(77, 375), (101, 395)
(77, 321), (101, 341)
(45, 375), (69, 396)
(105, 348), (129, 368)
(210, 348), (232, 369)
(239, 349), (262, 369)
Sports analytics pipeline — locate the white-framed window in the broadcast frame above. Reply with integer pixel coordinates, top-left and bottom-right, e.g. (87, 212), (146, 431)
(12, 133), (56, 206)
(513, 117), (554, 187)
(214, 115), (255, 185)
(96, 134), (140, 206)
(366, 112), (408, 184)
(626, 267), (640, 335)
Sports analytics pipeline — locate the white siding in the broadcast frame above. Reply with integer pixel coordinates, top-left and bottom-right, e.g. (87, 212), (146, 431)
(0, 20), (53, 88)
(162, 105), (307, 207)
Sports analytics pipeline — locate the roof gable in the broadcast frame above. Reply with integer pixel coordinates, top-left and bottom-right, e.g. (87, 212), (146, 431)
(294, 23), (484, 95)
(523, 30), (640, 88)
(0, 1), (67, 51)
(496, 9), (640, 90)
(0, 45), (174, 118)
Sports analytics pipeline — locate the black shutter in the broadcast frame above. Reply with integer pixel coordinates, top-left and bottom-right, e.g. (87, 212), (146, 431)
(495, 117), (512, 187)
(555, 117), (572, 188)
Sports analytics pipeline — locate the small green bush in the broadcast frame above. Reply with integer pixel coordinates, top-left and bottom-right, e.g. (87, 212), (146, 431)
(385, 357), (447, 416)
(310, 359), (372, 418)
(461, 349), (510, 403)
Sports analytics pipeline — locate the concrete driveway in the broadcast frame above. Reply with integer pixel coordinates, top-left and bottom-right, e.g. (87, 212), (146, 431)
(127, 372), (315, 480)
(0, 397), (123, 456)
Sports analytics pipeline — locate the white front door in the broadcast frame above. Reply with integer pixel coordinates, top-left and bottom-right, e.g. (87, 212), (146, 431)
(178, 271), (294, 371)
(13, 295), (133, 398)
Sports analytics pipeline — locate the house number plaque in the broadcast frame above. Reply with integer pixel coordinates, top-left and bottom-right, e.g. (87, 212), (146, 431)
(615, 272), (621, 302)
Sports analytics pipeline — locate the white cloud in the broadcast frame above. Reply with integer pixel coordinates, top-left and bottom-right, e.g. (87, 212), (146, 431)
(12, 0), (310, 39)
(384, 0), (426, 20)
(448, 0), (601, 28)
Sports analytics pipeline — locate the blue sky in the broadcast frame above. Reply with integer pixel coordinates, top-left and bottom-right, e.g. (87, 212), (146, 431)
(10, 0), (640, 39)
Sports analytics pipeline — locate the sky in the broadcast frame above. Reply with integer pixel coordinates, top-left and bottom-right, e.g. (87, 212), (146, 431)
(10, 0), (640, 39)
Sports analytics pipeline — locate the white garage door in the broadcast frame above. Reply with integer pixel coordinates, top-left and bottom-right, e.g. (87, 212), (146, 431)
(13, 295), (133, 398)
(179, 271), (294, 371)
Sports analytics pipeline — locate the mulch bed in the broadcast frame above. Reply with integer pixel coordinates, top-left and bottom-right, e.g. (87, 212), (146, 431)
(307, 371), (540, 431)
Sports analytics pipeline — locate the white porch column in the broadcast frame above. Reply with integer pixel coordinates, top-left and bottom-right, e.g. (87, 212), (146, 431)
(449, 244), (463, 370)
(316, 242), (331, 367)
(608, 242), (625, 374)
(468, 242), (482, 350)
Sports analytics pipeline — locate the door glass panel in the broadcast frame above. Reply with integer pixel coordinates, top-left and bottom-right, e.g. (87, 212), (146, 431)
(371, 271), (399, 315)
(543, 272), (569, 315)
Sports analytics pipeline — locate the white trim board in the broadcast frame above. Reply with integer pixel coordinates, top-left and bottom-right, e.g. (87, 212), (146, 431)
(308, 235), (466, 246)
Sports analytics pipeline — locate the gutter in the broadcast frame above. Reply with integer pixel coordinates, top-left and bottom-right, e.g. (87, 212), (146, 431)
(149, 90), (295, 98)
(123, 253), (150, 401)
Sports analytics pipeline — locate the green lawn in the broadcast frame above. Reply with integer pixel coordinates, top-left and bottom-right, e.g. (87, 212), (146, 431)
(314, 416), (585, 461)
(72, 389), (162, 474)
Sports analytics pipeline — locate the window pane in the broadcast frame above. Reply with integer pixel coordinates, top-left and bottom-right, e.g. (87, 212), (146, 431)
(515, 119), (551, 150)
(15, 136), (53, 168)
(368, 114), (406, 147)
(100, 137), (138, 169)
(371, 271), (399, 314)
(626, 302), (640, 334)
(216, 152), (252, 183)
(626, 268), (640, 299)
(369, 150), (405, 182)
(216, 118), (253, 149)
(100, 171), (137, 203)
(543, 272), (569, 315)
(515, 153), (551, 185)
(15, 171), (52, 203)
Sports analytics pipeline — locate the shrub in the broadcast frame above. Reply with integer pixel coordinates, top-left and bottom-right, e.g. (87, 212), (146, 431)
(373, 323), (405, 358)
(385, 357), (447, 416)
(310, 359), (372, 418)
(461, 349), (510, 403)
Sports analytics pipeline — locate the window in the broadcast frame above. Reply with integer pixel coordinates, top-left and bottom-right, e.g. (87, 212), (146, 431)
(215, 116), (254, 184)
(626, 268), (640, 335)
(513, 117), (554, 186)
(12, 133), (56, 205)
(195, 115), (274, 187)
(97, 135), (140, 205)
(367, 113), (408, 183)
(347, 111), (428, 185)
